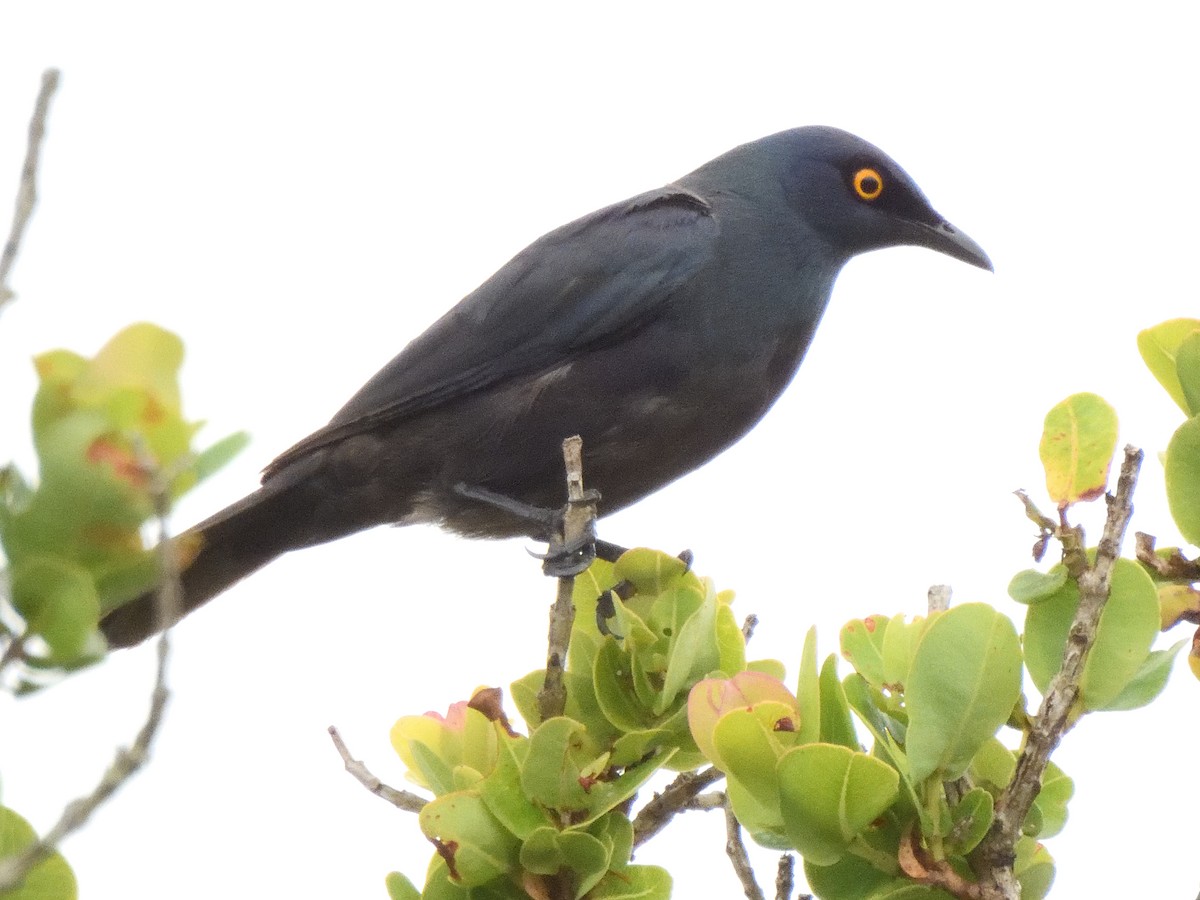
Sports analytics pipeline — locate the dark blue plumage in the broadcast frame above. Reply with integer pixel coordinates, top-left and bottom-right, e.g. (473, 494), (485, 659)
(101, 125), (990, 646)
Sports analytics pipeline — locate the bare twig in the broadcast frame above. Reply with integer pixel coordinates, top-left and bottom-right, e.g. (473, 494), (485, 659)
(900, 823), (984, 898)
(686, 791), (726, 810)
(0, 68), (58, 313)
(0, 470), (178, 892)
(724, 793), (765, 900)
(927, 584), (952, 612)
(537, 435), (594, 722)
(971, 446), (1144, 898)
(775, 854), (801, 900)
(742, 613), (759, 643)
(0, 629), (26, 675)
(327, 726), (427, 813)
(632, 765), (725, 847)
(1135, 531), (1200, 581)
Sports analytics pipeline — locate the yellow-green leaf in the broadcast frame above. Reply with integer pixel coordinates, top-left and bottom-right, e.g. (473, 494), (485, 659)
(905, 604), (1021, 783)
(1138, 318), (1200, 415)
(1024, 558), (1159, 711)
(0, 807), (78, 899)
(777, 743), (899, 866)
(1039, 393), (1118, 509)
(1166, 416), (1200, 546)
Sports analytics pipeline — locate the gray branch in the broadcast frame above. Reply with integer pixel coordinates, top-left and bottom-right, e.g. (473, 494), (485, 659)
(970, 445), (1143, 898)
(0, 68), (59, 313)
(0, 469), (180, 892)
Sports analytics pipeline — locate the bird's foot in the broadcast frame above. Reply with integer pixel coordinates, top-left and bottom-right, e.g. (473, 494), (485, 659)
(452, 482), (603, 577)
(533, 512), (598, 577)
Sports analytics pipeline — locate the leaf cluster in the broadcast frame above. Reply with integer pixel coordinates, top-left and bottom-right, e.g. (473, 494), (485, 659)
(1136, 319), (1200, 678)
(386, 551), (770, 899)
(0, 323), (246, 679)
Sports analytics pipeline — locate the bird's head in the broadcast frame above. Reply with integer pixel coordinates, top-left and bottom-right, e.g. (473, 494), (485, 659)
(768, 125), (992, 271)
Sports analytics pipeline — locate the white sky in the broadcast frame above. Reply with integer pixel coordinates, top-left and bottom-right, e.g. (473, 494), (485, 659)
(1, 3), (1197, 898)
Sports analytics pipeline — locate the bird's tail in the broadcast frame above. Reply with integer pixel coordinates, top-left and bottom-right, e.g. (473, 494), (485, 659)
(99, 482), (305, 649)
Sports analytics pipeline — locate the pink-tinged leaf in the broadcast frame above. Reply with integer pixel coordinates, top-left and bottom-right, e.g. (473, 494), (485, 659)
(687, 671), (796, 765)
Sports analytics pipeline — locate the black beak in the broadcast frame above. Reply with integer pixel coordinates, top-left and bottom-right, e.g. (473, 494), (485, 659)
(909, 217), (993, 271)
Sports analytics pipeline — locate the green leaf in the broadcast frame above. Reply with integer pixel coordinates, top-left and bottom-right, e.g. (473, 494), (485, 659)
(1098, 641), (1185, 711)
(711, 703), (796, 811)
(418, 791), (519, 886)
(612, 547), (689, 595)
(777, 743), (899, 866)
(1030, 760), (1073, 839)
(657, 584), (719, 712)
(818, 654), (860, 751)
(1138, 318), (1200, 414)
(1014, 836), (1056, 900)
(796, 627), (821, 743)
(608, 729), (669, 769)
(521, 717), (593, 812)
(574, 748), (675, 830)
(10, 557), (100, 659)
(384, 871), (421, 900)
(881, 614), (928, 690)
(593, 640), (652, 733)
(840, 615), (889, 687)
(589, 811), (633, 873)
(191, 430), (250, 484)
(418, 875), (494, 900)
(1166, 416), (1200, 545)
(587, 864), (672, 899)
(947, 787), (993, 854)
(510, 669), (545, 730)
(803, 853), (898, 900)
(726, 775), (788, 843)
(1023, 558), (1160, 711)
(842, 673), (905, 749)
(478, 736), (546, 841)
(871, 737), (925, 836)
(1039, 393), (1118, 508)
(905, 604), (1022, 783)
(1176, 331), (1200, 416)
(968, 738), (1016, 793)
(0, 806), (78, 899)
(868, 886), (956, 899)
(562, 830), (610, 897)
(519, 826), (607, 886)
(1007, 568), (1068, 605)
(714, 597), (747, 676)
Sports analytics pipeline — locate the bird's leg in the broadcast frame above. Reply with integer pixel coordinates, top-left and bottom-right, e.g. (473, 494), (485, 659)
(451, 484), (695, 631)
(451, 482), (602, 577)
(451, 483), (560, 530)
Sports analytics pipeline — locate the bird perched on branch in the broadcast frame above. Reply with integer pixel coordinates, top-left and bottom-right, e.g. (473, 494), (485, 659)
(101, 125), (991, 647)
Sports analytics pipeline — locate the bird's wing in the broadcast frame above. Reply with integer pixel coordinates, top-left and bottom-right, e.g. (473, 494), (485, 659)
(264, 185), (717, 477)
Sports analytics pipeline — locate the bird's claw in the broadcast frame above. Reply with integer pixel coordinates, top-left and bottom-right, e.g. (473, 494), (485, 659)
(531, 524), (598, 577)
(596, 589), (622, 638)
(455, 481), (603, 577)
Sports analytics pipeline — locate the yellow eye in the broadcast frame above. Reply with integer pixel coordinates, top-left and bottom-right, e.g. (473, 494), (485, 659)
(853, 167), (884, 201)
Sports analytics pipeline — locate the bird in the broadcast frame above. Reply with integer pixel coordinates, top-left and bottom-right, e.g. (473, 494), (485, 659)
(100, 125), (991, 647)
